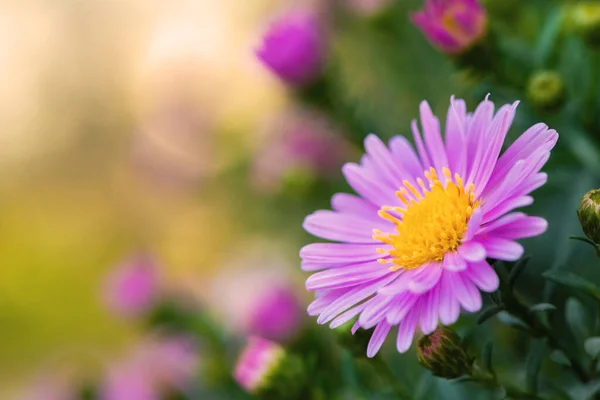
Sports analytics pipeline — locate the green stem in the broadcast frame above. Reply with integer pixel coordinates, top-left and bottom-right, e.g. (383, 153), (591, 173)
(504, 294), (591, 383)
(470, 362), (546, 400)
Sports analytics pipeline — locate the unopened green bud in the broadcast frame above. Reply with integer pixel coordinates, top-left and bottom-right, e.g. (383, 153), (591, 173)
(417, 327), (473, 379)
(577, 189), (600, 244)
(570, 2), (600, 49)
(526, 71), (565, 113)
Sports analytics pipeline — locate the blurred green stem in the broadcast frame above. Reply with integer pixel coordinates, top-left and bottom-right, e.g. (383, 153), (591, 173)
(370, 355), (411, 399)
(470, 361), (547, 400)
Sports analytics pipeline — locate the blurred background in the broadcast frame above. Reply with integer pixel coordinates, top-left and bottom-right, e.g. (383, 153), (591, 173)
(2, 0), (600, 398)
(0, 0), (290, 395)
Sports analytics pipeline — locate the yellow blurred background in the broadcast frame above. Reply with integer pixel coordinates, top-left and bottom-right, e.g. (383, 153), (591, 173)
(0, 0), (292, 395)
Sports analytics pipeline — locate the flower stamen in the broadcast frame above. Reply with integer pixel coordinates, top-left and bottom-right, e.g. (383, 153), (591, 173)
(374, 168), (480, 271)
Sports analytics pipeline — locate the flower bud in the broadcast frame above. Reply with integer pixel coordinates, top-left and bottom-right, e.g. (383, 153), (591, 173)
(411, 0), (487, 55)
(526, 71), (566, 113)
(234, 337), (306, 399)
(577, 189), (600, 244)
(570, 2), (600, 49)
(103, 253), (159, 317)
(256, 11), (325, 86)
(416, 327), (473, 379)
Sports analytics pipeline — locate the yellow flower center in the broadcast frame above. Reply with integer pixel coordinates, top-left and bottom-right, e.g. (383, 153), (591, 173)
(374, 168), (479, 271)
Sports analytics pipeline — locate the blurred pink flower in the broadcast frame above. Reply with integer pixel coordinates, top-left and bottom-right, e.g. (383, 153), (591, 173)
(252, 109), (352, 193)
(101, 336), (199, 400)
(247, 285), (304, 341)
(411, 0), (487, 54)
(102, 366), (159, 400)
(256, 11), (325, 85)
(233, 337), (284, 393)
(208, 252), (305, 342)
(103, 253), (159, 317)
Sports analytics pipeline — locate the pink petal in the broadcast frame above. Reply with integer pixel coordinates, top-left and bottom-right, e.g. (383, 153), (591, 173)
(451, 272), (482, 312)
(458, 241), (486, 262)
(331, 193), (379, 218)
(442, 251), (467, 272)
(481, 236), (524, 261)
(420, 100), (449, 173)
(397, 302), (421, 353)
(303, 210), (382, 243)
(445, 96), (468, 178)
(306, 261), (393, 290)
(464, 260), (499, 292)
(386, 292), (419, 325)
(419, 286), (440, 334)
(367, 320), (392, 358)
(438, 271), (460, 325)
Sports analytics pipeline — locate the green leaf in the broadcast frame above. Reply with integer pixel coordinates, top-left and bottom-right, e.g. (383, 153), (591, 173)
(477, 305), (505, 325)
(566, 297), (592, 341)
(496, 311), (531, 332)
(529, 303), (557, 313)
(570, 236), (599, 248)
(508, 256), (530, 291)
(482, 342), (494, 374)
(534, 6), (563, 68)
(585, 379), (600, 400)
(489, 291), (502, 306)
(542, 270), (600, 299)
(451, 376), (473, 385)
(584, 337), (600, 359)
(549, 350), (572, 367)
(526, 339), (546, 395)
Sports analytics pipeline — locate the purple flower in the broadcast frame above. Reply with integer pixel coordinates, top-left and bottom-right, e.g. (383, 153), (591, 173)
(256, 11), (325, 85)
(412, 0), (487, 54)
(301, 96), (558, 356)
(233, 337), (284, 393)
(103, 253), (159, 317)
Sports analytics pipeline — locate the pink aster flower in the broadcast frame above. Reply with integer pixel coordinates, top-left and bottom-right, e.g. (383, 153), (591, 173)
(301, 96), (558, 357)
(256, 11), (325, 85)
(234, 337), (284, 393)
(103, 253), (159, 317)
(412, 0), (487, 54)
